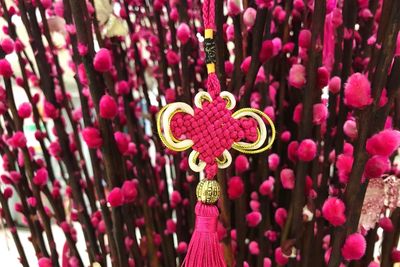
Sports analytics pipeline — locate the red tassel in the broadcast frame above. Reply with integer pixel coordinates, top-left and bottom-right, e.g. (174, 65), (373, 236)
(182, 201), (226, 267)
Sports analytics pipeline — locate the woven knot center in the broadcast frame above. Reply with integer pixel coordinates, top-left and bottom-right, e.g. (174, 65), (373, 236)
(170, 96), (258, 176)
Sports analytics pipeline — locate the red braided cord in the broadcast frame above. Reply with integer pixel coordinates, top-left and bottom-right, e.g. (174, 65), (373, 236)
(202, 0), (215, 29)
(203, 0), (219, 97)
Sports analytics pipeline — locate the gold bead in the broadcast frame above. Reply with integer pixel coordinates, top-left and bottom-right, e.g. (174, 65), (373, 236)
(196, 179), (221, 204)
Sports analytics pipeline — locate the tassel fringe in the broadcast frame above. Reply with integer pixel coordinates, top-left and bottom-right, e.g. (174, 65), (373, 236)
(182, 202), (226, 267)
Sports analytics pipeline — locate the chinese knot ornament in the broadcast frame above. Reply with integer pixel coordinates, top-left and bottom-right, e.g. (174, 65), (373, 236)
(157, 4), (276, 266)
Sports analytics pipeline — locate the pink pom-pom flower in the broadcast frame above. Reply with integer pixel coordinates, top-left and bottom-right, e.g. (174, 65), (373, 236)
(282, 43), (294, 55)
(1, 38), (14, 54)
(227, 176), (244, 199)
(298, 29), (311, 49)
(99, 94), (118, 119)
(363, 155), (390, 179)
(171, 190), (182, 206)
(166, 50), (180, 65)
(235, 155), (249, 173)
(288, 64), (306, 89)
(293, 103), (303, 124)
(249, 241), (260, 255)
(9, 131), (27, 148)
(280, 168), (295, 190)
(246, 211), (262, 227)
(275, 208), (287, 228)
(78, 43), (88, 56)
(165, 88), (176, 103)
(240, 56), (252, 73)
(344, 73), (373, 109)
(255, 0), (273, 9)
(49, 141), (62, 158)
(166, 219), (176, 234)
(225, 61), (234, 75)
(177, 242), (188, 254)
(379, 217), (394, 232)
(44, 101), (59, 119)
(297, 139), (317, 162)
(281, 131), (292, 143)
(318, 67), (330, 89)
(268, 153), (280, 171)
(53, 0), (64, 16)
(107, 187), (124, 207)
(121, 180), (138, 203)
(259, 177), (275, 196)
(326, 0), (337, 14)
(336, 154), (354, 184)
(93, 48), (112, 72)
(27, 197), (37, 207)
(263, 257), (272, 267)
(272, 37), (282, 56)
(227, 0), (241, 16)
(17, 102), (32, 118)
(341, 233), (366, 260)
(3, 187), (13, 199)
(259, 40), (274, 63)
(0, 59), (13, 77)
(9, 171), (21, 183)
(243, 8), (257, 27)
(114, 132), (130, 154)
(313, 103), (328, 125)
(322, 197), (346, 226)
(82, 127), (103, 149)
(40, 0), (52, 9)
(328, 76), (341, 94)
(38, 257), (52, 267)
(288, 141), (299, 162)
(33, 168), (48, 187)
(177, 23), (191, 44)
(343, 120), (358, 139)
(275, 247), (289, 265)
(116, 80), (130, 95)
(366, 129), (400, 157)
(225, 25), (234, 41)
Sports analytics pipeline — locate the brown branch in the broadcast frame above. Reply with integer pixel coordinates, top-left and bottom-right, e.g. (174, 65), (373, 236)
(381, 208), (400, 267)
(287, 1), (326, 262)
(239, 8), (268, 107)
(0, 192), (29, 267)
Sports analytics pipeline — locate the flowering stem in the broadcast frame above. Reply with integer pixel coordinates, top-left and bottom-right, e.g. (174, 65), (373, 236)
(239, 8), (268, 107)
(231, 14), (244, 94)
(328, 2), (400, 266)
(287, 1), (326, 263)
(0, 191), (29, 266)
(380, 207), (400, 267)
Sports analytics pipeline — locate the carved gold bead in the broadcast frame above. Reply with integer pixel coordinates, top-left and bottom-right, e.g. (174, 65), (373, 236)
(196, 179), (221, 204)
